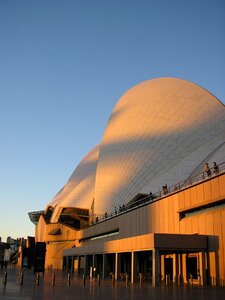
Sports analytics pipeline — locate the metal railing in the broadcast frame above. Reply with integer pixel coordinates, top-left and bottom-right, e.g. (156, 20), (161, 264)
(92, 161), (225, 225)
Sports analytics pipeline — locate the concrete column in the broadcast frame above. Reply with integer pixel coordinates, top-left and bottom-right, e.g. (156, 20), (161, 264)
(178, 254), (182, 285)
(215, 251), (220, 286)
(115, 253), (118, 280)
(77, 256), (80, 274)
(182, 254), (187, 284)
(102, 254), (105, 279)
(161, 255), (165, 281)
(93, 254), (95, 268)
(173, 254), (178, 283)
(152, 249), (160, 287)
(71, 256), (74, 273)
(178, 254), (182, 274)
(131, 251), (135, 284)
(84, 255), (87, 275)
(199, 251), (206, 286)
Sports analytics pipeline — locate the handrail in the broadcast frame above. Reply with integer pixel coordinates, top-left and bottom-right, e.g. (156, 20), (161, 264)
(91, 161), (225, 225)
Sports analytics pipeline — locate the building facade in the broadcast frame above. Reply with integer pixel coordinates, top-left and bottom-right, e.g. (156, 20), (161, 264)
(63, 168), (225, 286)
(31, 78), (225, 286)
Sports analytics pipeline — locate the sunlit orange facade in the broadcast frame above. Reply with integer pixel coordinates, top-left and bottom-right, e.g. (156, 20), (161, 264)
(32, 78), (225, 286)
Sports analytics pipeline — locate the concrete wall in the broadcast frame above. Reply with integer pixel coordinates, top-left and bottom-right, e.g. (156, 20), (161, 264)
(36, 216), (77, 269)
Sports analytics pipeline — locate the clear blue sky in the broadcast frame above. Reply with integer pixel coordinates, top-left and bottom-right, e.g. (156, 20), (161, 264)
(0, 0), (224, 242)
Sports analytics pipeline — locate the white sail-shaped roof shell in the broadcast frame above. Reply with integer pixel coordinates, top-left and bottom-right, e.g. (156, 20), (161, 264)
(94, 78), (225, 215)
(43, 77), (225, 221)
(47, 187), (65, 209)
(50, 145), (99, 223)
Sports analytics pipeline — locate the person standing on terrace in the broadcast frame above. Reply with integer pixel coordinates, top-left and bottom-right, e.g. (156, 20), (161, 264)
(204, 163), (212, 177)
(213, 162), (219, 175)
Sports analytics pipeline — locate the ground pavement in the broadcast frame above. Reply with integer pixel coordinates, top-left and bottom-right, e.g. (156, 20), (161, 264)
(0, 268), (225, 300)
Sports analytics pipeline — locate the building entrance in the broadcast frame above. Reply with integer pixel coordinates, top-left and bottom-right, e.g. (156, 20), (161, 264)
(186, 255), (198, 279)
(94, 254), (103, 276)
(105, 254), (115, 278)
(121, 253), (131, 273)
(136, 251), (152, 281)
(164, 257), (173, 281)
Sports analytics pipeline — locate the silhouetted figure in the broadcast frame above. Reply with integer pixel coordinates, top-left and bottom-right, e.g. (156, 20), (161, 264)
(149, 191), (156, 200)
(163, 184), (168, 195)
(204, 163), (211, 177)
(213, 162), (219, 175)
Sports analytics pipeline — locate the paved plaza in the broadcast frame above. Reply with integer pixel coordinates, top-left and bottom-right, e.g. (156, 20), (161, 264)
(1, 268), (225, 300)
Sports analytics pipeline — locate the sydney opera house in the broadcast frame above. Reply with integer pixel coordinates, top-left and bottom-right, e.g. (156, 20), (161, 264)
(29, 77), (225, 286)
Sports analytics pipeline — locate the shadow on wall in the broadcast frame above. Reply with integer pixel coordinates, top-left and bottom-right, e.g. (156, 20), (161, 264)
(95, 110), (225, 214)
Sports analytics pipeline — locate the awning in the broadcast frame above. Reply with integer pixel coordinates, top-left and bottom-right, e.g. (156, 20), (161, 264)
(28, 210), (44, 225)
